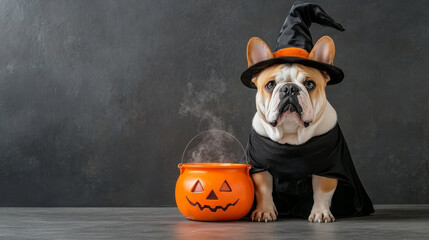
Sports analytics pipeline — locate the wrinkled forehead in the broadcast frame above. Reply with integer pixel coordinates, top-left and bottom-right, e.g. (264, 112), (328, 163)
(257, 64), (324, 86)
(274, 64), (307, 83)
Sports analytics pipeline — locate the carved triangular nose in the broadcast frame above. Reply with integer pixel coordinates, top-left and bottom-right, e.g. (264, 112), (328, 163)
(206, 190), (218, 200)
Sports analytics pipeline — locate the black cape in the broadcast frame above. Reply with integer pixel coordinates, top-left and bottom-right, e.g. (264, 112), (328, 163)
(245, 124), (374, 219)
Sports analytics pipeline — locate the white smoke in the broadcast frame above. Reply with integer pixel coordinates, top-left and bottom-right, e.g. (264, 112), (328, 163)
(179, 78), (230, 131)
(179, 78), (242, 163)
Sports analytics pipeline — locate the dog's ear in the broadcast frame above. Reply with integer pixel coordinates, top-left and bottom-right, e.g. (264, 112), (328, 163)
(247, 37), (273, 67)
(309, 36), (335, 65)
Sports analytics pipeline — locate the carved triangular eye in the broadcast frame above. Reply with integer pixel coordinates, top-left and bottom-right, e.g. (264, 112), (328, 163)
(220, 180), (232, 192)
(191, 180), (204, 192)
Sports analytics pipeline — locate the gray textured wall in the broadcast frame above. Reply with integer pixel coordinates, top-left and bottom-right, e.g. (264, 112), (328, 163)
(0, 0), (427, 206)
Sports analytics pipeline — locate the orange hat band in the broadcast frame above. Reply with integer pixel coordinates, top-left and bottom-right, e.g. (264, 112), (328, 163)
(273, 47), (309, 59)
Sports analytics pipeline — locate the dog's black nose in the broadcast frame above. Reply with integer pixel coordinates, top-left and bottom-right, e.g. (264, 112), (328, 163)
(280, 83), (300, 97)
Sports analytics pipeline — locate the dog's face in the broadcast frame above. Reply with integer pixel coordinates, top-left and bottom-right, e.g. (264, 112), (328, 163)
(247, 36), (336, 129)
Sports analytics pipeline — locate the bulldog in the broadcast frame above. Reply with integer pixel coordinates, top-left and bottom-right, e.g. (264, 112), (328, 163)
(241, 2), (374, 223)
(248, 36), (339, 223)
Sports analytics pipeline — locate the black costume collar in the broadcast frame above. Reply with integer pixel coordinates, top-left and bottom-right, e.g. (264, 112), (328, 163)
(247, 124), (342, 177)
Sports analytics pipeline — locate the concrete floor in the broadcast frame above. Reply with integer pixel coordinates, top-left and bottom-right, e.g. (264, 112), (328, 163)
(0, 205), (428, 239)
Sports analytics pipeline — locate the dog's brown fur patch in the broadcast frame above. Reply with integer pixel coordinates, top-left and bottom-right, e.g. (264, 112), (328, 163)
(253, 64), (284, 93)
(319, 176), (338, 193)
(296, 65), (327, 100)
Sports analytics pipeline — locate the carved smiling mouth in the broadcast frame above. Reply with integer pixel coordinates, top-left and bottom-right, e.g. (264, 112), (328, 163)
(186, 196), (239, 212)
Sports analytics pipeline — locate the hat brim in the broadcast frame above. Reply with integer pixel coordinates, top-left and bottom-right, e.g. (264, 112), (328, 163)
(241, 57), (344, 88)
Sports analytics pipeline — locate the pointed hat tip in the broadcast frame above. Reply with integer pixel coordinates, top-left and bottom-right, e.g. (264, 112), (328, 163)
(335, 23), (346, 32)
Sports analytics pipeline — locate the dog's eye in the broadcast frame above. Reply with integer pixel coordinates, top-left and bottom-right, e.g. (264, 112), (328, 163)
(304, 80), (316, 90)
(265, 81), (276, 92)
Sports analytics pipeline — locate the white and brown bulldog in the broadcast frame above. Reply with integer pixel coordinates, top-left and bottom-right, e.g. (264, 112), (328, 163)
(248, 36), (339, 223)
(241, 2), (374, 223)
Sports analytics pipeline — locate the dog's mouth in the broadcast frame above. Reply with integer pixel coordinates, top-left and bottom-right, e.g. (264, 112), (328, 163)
(281, 103), (302, 115)
(270, 101), (311, 128)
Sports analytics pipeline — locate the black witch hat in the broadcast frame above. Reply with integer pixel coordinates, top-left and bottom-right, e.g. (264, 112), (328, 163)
(241, 2), (345, 88)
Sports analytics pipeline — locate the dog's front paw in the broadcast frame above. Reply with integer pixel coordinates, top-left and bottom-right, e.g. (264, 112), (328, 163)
(251, 200), (278, 223)
(308, 208), (335, 223)
(251, 208), (277, 222)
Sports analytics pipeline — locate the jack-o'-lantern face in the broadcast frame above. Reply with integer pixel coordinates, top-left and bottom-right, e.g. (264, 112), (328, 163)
(186, 180), (239, 212)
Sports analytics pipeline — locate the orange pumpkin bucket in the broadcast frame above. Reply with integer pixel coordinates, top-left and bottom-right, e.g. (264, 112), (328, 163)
(175, 130), (254, 221)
